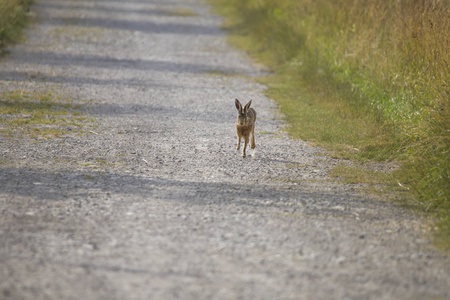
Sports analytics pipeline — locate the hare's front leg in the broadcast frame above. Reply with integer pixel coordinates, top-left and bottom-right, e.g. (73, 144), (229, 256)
(251, 127), (256, 149)
(242, 136), (249, 158)
(236, 134), (241, 150)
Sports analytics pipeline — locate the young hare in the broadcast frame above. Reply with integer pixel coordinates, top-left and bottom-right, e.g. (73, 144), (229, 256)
(235, 99), (256, 158)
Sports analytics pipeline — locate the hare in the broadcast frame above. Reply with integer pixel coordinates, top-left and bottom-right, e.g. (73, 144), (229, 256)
(235, 99), (256, 158)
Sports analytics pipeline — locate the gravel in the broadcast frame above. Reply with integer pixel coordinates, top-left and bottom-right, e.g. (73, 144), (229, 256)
(0, 0), (449, 299)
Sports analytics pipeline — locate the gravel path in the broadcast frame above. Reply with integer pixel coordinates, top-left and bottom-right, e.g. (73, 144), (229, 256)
(1, 0), (449, 299)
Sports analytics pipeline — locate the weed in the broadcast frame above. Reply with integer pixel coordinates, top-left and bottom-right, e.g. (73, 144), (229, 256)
(169, 8), (198, 17)
(95, 158), (114, 166)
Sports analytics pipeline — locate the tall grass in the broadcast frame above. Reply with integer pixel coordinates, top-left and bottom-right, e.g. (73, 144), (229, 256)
(0, 0), (33, 54)
(209, 0), (449, 247)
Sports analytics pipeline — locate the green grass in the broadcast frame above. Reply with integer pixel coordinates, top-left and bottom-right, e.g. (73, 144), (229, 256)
(0, 90), (92, 139)
(208, 0), (449, 249)
(329, 165), (394, 186)
(0, 0), (33, 54)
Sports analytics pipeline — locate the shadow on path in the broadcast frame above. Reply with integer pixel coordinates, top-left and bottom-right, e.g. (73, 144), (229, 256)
(0, 167), (378, 220)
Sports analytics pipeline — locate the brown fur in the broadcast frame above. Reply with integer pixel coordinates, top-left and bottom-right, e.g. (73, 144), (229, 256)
(235, 99), (256, 158)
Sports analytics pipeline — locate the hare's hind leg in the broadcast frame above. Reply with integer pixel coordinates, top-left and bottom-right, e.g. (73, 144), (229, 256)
(251, 127), (256, 149)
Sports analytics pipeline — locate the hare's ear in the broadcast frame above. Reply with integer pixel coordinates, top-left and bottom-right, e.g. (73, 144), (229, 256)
(235, 99), (242, 112)
(244, 100), (252, 113)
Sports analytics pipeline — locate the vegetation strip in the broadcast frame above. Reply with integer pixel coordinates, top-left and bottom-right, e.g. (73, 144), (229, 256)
(0, 0), (33, 55)
(208, 0), (449, 249)
(0, 90), (92, 139)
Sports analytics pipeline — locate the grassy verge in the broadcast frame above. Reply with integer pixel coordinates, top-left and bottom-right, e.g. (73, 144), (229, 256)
(207, 0), (449, 249)
(0, 0), (33, 54)
(0, 90), (93, 139)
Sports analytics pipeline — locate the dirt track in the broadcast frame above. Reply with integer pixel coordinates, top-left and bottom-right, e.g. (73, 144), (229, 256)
(0, 0), (449, 299)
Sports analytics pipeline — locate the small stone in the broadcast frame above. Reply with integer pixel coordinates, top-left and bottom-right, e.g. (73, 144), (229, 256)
(411, 253), (423, 260)
(336, 256), (347, 264)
